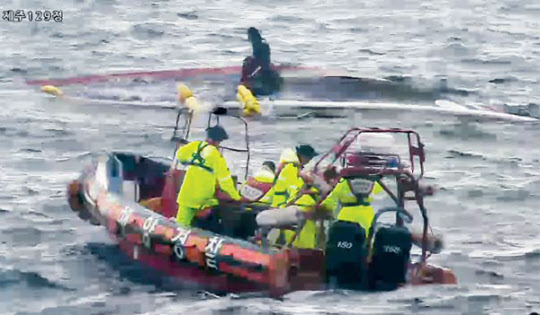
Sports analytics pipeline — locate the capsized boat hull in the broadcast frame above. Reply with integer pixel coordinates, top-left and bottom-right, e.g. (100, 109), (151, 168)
(28, 65), (535, 122)
(67, 152), (456, 296)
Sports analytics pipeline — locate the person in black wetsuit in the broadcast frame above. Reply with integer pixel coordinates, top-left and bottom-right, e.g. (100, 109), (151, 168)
(241, 27), (282, 96)
(248, 27), (271, 71)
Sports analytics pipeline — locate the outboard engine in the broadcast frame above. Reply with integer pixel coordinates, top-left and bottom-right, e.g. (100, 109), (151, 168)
(325, 220), (367, 289)
(367, 208), (413, 290)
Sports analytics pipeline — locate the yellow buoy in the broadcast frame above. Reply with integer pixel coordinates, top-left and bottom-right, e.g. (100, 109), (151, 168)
(177, 82), (202, 112)
(41, 85), (63, 97)
(177, 83), (193, 103)
(185, 97), (200, 112)
(237, 85), (261, 117)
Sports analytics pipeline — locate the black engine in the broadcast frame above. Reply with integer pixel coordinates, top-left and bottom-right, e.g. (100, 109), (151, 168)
(324, 211), (413, 291)
(325, 220), (367, 289)
(368, 225), (412, 290)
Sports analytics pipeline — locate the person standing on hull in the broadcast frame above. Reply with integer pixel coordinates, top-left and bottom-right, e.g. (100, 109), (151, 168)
(241, 27), (282, 96)
(175, 125), (242, 227)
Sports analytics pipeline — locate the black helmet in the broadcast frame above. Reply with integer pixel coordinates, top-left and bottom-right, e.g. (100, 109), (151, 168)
(296, 144), (318, 159)
(206, 125), (229, 142)
(262, 160), (276, 173)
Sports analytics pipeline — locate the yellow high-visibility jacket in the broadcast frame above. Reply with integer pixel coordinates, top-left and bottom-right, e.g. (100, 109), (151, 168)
(265, 148), (304, 208)
(291, 188), (324, 249)
(320, 178), (383, 233)
(175, 141), (241, 224)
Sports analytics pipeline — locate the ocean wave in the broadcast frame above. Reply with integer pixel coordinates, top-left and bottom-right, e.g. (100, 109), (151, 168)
(131, 23), (167, 39)
(445, 150), (486, 159)
(469, 246), (540, 261)
(0, 268), (73, 291)
(177, 12), (199, 20)
(437, 123), (497, 140)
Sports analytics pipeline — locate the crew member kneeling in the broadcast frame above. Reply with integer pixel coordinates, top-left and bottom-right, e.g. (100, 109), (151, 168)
(175, 125), (242, 226)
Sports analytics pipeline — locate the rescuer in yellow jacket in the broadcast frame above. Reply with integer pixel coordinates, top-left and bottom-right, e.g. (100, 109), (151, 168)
(266, 144), (318, 245)
(319, 177), (384, 235)
(289, 166), (341, 249)
(266, 144), (318, 208)
(289, 186), (322, 248)
(175, 125), (242, 226)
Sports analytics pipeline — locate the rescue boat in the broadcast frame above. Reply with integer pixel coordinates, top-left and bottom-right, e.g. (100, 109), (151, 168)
(67, 107), (457, 297)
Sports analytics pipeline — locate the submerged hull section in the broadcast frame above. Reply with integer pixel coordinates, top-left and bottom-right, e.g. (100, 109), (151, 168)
(222, 99), (537, 122)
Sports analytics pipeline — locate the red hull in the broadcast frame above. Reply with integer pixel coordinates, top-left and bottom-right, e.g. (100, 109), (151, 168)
(26, 65), (322, 87)
(114, 236), (264, 294)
